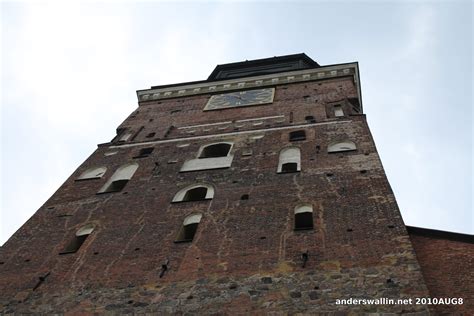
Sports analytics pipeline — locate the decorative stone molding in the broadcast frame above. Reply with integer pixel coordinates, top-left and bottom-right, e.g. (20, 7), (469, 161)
(180, 155), (234, 172)
(108, 120), (352, 149)
(136, 63), (361, 109)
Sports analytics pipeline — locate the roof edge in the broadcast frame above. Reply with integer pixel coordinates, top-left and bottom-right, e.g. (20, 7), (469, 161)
(207, 53), (320, 81)
(145, 61), (356, 91)
(406, 225), (474, 243)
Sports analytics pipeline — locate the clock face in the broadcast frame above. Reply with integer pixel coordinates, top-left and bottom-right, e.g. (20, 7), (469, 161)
(204, 88), (275, 111)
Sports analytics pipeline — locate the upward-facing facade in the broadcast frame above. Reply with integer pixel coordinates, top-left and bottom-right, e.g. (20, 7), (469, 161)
(0, 54), (458, 314)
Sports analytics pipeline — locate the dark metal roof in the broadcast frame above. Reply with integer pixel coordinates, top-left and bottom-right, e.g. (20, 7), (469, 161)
(150, 53), (320, 90)
(207, 53), (320, 81)
(406, 226), (474, 243)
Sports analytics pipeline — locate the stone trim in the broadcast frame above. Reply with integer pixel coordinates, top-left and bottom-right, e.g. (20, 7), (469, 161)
(137, 63), (360, 105)
(177, 115), (285, 132)
(236, 115), (285, 123)
(108, 120), (352, 149)
(178, 121), (233, 130)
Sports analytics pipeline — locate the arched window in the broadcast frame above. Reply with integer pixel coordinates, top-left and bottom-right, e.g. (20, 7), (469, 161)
(172, 184), (214, 202)
(98, 163), (138, 193)
(328, 141), (357, 153)
(278, 147), (301, 173)
(199, 143), (232, 158)
(294, 205), (313, 230)
(181, 142), (234, 172)
(77, 167), (107, 180)
(183, 187), (207, 201)
(59, 224), (94, 254)
(289, 130), (306, 141)
(175, 214), (202, 243)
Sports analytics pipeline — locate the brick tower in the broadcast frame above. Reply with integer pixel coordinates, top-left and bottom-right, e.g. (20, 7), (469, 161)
(0, 54), (433, 314)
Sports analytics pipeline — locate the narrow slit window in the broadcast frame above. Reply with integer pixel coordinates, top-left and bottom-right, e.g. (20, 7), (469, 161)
(294, 205), (313, 230)
(59, 225), (94, 254)
(175, 214), (202, 243)
(334, 105), (344, 117)
(289, 130), (306, 141)
(199, 143), (232, 158)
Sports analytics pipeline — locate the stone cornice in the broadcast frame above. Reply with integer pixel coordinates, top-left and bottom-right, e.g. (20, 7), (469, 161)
(108, 119), (354, 149)
(136, 62), (362, 111)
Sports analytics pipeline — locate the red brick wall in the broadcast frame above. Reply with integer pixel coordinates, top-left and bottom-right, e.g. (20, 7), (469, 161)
(0, 74), (432, 314)
(115, 77), (359, 142)
(409, 232), (474, 314)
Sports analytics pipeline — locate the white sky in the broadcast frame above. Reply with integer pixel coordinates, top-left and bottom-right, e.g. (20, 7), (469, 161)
(1, 1), (473, 245)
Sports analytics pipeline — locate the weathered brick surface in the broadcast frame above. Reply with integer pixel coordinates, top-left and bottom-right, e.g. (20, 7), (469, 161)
(409, 233), (474, 314)
(0, 73), (433, 314)
(116, 78), (358, 142)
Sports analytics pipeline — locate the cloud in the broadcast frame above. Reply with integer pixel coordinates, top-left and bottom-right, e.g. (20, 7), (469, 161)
(399, 5), (436, 62)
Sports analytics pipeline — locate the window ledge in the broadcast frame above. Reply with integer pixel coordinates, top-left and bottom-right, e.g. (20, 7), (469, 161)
(180, 155), (233, 172)
(328, 149), (357, 154)
(171, 198), (212, 204)
(174, 239), (193, 243)
(294, 227), (314, 231)
(96, 190), (123, 195)
(289, 138), (306, 142)
(59, 251), (77, 255)
(75, 177), (102, 182)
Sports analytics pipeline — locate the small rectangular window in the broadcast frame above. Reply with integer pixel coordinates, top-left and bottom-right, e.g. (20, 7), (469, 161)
(334, 105), (344, 117)
(295, 213), (314, 230)
(134, 147), (154, 158)
(281, 162), (298, 173)
(289, 130), (306, 141)
(242, 149), (253, 157)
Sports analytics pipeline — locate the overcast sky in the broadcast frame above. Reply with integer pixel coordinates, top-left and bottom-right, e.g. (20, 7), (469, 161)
(1, 1), (472, 245)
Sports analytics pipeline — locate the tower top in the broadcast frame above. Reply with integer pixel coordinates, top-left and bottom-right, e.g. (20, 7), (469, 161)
(207, 53), (320, 81)
(140, 54), (361, 111)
